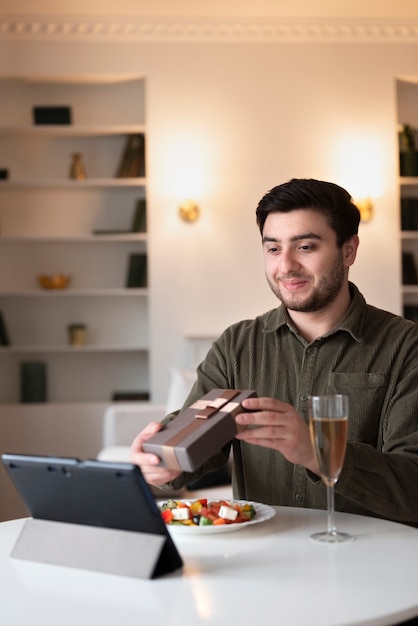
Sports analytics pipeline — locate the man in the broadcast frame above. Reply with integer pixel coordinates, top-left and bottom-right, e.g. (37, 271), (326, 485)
(131, 178), (418, 526)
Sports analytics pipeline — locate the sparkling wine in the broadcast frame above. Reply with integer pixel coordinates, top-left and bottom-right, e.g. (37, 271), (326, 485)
(309, 416), (348, 486)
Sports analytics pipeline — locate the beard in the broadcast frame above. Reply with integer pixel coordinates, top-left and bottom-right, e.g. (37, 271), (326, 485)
(267, 250), (346, 313)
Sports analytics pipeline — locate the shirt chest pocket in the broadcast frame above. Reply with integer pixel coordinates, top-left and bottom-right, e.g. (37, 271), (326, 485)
(326, 372), (385, 445)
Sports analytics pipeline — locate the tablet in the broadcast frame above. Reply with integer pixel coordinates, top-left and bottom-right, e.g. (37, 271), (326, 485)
(1, 453), (183, 577)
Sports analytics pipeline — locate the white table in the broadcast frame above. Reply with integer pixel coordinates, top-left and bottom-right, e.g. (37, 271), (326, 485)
(0, 507), (417, 626)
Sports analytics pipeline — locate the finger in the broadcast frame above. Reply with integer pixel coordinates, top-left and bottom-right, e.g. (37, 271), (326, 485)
(130, 449), (161, 466)
(241, 396), (288, 412)
(143, 468), (179, 485)
(130, 420), (163, 449)
(142, 420), (164, 437)
(241, 396), (270, 411)
(129, 447), (176, 484)
(130, 421), (164, 465)
(129, 421), (183, 487)
(235, 424), (283, 442)
(235, 409), (283, 428)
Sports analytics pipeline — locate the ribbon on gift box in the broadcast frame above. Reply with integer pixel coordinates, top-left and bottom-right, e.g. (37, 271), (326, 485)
(194, 389), (240, 419)
(161, 390), (242, 470)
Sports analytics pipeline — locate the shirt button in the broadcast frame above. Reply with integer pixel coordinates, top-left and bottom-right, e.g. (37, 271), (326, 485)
(299, 394), (308, 402)
(295, 493), (304, 502)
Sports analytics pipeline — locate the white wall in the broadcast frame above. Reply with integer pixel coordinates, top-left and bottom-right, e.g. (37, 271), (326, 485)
(145, 41), (406, 400)
(0, 35), (416, 403)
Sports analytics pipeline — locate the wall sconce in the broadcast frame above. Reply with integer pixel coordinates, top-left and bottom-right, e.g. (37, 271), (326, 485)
(355, 197), (374, 223)
(179, 200), (200, 223)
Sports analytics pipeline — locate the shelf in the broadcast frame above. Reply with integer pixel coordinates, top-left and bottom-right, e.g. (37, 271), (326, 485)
(402, 285), (418, 294)
(0, 401), (112, 409)
(0, 401), (152, 410)
(0, 124), (146, 137)
(401, 232), (418, 239)
(0, 288), (149, 297)
(0, 234), (147, 243)
(399, 177), (418, 186)
(0, 345), (148, 354)
(0, 178), (146, 188)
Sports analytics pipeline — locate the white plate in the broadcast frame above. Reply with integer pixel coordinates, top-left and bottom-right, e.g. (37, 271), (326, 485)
(159, 499), (276, 535)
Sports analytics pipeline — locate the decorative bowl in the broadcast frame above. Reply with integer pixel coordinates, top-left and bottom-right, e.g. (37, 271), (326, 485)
(37, 273), (71, 290)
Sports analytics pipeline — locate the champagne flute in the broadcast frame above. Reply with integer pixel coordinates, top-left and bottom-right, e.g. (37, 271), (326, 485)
(308, 394), (354, 543)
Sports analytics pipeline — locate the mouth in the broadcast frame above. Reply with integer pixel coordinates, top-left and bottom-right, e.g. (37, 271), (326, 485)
(280, 277), (309, 292)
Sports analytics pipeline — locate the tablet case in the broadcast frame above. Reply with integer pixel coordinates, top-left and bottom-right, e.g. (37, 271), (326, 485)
(1, 454), (183, 579)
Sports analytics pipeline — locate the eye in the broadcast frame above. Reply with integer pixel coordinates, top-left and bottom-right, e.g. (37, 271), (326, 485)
(298, 243), (316, 252)
(266, 245), (281, 255)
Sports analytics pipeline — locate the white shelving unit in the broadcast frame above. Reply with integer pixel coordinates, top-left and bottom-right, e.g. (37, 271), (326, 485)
(0, 76), (150, 404)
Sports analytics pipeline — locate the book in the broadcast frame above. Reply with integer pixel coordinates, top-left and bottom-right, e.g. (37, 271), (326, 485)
(116, 134), (145, 178)
(20, 362), (47, 403)
(401, 197), (418, 231)
(126, 253), (147, 288)
(131, 198), (147, 233)
(402, 252), (418, 285)
(92, 199), (146, 236)
(111, 391), (150, 402)
(33, 105), (71, 125)
(404, 305), (418, 323)
(0, 310), (10, 346)
(92, 229), (132, 235)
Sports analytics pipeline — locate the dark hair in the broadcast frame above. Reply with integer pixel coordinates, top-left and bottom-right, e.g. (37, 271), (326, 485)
(255, 178), (360, 247)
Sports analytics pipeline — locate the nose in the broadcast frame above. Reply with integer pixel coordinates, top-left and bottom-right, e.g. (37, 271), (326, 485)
(277, 247), (300, 274)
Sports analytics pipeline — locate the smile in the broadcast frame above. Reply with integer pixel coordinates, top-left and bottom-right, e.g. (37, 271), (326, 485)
(280, 278), (309, 291)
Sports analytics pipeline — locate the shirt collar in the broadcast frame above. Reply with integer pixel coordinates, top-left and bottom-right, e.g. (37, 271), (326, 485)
(263, 282), (365, 343)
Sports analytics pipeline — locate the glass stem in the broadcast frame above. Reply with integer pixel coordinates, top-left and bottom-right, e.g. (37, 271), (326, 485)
(326, 484), (336, 535)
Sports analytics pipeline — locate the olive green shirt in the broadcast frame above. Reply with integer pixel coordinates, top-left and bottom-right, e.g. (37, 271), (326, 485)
(165, 283), (418, 526)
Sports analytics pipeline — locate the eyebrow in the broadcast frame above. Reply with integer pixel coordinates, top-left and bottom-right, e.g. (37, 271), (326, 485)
(262, 232), (323, 245)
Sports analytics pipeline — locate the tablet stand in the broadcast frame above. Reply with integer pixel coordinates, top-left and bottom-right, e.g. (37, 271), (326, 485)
(12, 518), (178, 579)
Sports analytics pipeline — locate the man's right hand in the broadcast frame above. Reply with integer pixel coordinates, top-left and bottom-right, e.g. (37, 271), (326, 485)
(130, 421), (182, 486)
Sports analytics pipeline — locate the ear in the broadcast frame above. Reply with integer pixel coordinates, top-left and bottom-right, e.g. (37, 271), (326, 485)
(343, 235), (359, 267)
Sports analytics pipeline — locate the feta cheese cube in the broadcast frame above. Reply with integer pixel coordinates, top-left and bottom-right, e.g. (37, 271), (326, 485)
(172, 507), (190, 521)
(219, 505), (238, 521)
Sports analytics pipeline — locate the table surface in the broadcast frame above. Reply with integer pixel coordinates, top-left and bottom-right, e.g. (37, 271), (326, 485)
(0, 506), (417, 626)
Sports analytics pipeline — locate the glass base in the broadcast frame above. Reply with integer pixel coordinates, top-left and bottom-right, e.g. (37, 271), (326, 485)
(310, 530), (355, 544)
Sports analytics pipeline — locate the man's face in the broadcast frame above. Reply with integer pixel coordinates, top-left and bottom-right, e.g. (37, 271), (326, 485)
(262, 209), (356, 313)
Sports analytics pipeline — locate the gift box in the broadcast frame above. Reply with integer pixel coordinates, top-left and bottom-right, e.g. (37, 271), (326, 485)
(143, 389), (256, 472)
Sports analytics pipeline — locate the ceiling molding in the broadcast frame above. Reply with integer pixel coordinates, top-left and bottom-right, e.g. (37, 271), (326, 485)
(1, 15), (418, 42)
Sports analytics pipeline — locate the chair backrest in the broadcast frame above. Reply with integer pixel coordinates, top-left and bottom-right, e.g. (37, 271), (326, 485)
(164, 367), (197, 415)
